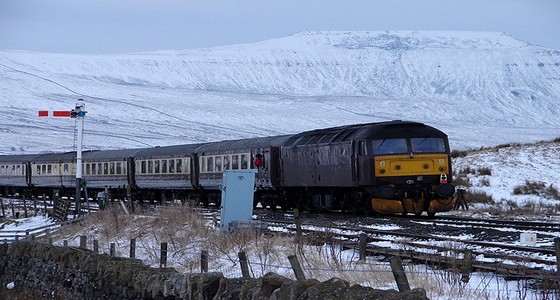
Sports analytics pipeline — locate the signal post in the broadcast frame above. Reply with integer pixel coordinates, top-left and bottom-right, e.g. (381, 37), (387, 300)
(38, 100), (87, 216)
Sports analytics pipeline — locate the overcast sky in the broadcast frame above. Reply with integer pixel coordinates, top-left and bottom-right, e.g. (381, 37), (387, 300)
(1, 0), (559, 54)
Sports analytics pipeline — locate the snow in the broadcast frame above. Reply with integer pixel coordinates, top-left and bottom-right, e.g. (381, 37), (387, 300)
(0, 31), (559, 154)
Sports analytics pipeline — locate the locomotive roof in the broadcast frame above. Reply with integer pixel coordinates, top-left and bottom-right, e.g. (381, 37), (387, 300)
(195, 135), (293, 153)
(284, 121), (446, 146)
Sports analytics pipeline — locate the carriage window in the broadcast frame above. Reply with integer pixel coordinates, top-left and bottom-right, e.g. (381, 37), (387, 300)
(232, 155), (239, 170)
(36, 165), (40, 175)
(109, 163), (115, 175)
(98, 163), (103, 175)
(86, 164), (90, 175)
(372, 139), (408, 154)
(154, 160), (160, 174)
(47, 165), (52, 175)
(103, 163), (109, 175)
(161, 160), (167, 173)
(411, 138), (446, 153)
(148, 161), (153, 173)
(223, 156), (230, 170)
(91, 163), (97, 175)
(207, 157), (214, 172)
(141, 161), (146, 174)
(215, 156), (222, 172)
(116, 162), (122, 174)
(176, 159), (183, 173)
(168, 159), (174, 173)
(240, 154), (248, 169)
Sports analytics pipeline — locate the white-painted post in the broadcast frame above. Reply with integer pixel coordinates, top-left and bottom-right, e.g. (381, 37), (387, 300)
(73, 101), (86, 216)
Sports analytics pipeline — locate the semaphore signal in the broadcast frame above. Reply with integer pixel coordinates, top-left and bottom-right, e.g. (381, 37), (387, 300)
(38, 100), (87, 216)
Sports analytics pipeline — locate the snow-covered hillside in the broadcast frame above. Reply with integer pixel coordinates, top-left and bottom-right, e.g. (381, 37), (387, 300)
(0, 30), (559, 154)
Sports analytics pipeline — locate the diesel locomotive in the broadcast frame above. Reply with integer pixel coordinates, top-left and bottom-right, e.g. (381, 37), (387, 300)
(0, 120), (455, 216)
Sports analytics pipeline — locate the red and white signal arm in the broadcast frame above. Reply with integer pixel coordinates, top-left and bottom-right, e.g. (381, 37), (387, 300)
(38, 110), (72, 117)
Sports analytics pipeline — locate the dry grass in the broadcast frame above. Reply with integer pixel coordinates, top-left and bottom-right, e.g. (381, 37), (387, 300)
(45, 204), (554, 299)
(513, 181), (560, 200)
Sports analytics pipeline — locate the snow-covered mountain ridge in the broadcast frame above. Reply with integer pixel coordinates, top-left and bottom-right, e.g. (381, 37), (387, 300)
(0, 31), (559, 154)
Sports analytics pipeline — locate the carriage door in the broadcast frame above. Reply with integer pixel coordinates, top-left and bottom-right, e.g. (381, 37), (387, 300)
(254, 147), (271, 186)
(127, 157), (136, 188)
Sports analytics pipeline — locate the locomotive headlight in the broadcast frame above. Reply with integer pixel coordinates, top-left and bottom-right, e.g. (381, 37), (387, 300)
(379, 161), (386, 167)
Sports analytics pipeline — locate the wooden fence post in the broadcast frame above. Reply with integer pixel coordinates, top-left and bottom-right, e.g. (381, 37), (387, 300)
(0, 198), (4, 217)
(359, 233), (367, 261)
(130, 238), (136, 258)
(43, 193), (48, 212)
(389, 256), (410, 292)
(93, 240), (99, 254)
(238, 251), (250, 278)
(160, 242), (168, 268)
(201, 250), (208, 273)
(461, 249), (473, 283)
(33, 196), (38, 216)
(22, 195), (28, 218)
(110, 243), (115, 257)
(554, 238), (560, 284)
(63, 240), (68, 247)
(293, 208), (302, 237)
(288, 255), (306, 280)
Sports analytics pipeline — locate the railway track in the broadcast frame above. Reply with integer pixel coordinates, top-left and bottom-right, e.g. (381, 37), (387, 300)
(405, 214), (560, 233)
(254, 211), (560, 281)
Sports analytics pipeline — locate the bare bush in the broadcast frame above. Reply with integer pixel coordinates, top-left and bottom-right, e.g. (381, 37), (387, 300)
(466, 191), (494, 205)
(513, 181), (560, 200)
(450, 149), (469, 158)
(452, 175), (471, 187)
(477, 167), (492, 176)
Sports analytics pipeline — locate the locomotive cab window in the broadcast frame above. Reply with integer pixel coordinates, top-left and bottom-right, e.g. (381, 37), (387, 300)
(372, 139), (408, 154)
(411, 138), (446, 153)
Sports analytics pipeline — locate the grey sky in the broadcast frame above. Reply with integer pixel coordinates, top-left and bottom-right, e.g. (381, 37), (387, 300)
(1, 0), (559, 54)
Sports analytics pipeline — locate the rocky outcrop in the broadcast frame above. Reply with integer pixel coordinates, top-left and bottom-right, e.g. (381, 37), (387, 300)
(0, 241), (429, 299)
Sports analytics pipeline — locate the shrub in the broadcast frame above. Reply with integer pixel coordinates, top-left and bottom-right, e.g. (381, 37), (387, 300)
(513, 181), (559, 199)
(466, 191), (494, 205)
(450, 149), (469, 158)
(478, 167), (492, 176)
(451, 175), (471, 187)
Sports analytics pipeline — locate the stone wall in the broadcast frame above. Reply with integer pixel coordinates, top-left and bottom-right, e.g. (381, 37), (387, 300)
(0, 241), (428, 299)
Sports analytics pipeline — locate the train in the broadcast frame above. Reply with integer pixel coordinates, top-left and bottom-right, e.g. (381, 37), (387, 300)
(0, 120), (455, 216)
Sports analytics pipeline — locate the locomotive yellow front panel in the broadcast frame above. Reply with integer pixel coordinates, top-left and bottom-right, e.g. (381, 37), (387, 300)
(374, 154), (449, 177)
